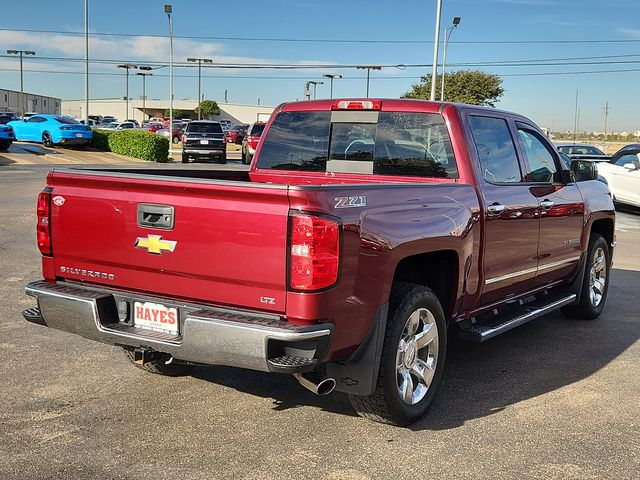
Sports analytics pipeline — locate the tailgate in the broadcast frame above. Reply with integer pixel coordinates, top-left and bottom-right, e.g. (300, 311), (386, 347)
(48, 171), (290, 313)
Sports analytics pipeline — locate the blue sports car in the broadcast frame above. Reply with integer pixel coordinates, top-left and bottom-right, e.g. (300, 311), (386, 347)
(0, 115), (15, 150)
(9, 114), (92, 147)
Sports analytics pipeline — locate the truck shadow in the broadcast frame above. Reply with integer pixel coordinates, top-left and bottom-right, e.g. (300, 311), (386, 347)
(190, 267), (639, 428)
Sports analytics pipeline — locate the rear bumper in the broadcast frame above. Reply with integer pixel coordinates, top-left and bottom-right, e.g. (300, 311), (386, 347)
(58, 137), (91, 145)
(24, 281), (332, 373)
(183, 147), (225, 157)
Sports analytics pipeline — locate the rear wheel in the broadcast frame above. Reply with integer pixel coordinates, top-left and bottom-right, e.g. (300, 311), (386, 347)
(0, 139), (11, 150)
(122, 348), (193, 376)
(219, 154), (227, 164)
(42, 132), (53, 147)
(172, 136), (180, 144)
(561, 233), (610, 320)
(181, 152), (189, 163)
(348, 283), (447, 426)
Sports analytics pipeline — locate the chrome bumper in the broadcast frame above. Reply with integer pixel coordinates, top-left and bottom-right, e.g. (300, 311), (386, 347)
(24, 281), (331, 373)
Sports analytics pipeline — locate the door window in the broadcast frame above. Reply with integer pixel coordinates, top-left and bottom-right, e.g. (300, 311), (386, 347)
(27, 116), (45, 123)
(516, 126), (558, 182)
(614, 153), (640, 168)
(468, 116), (522, 183)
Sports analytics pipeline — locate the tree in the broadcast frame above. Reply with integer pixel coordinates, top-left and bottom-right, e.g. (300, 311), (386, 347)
(402, 70), (504, 107)
(163, 109), (183, 119)
(196, 100), (220, 119)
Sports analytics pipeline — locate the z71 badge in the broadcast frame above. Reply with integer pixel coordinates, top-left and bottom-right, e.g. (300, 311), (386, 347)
(334, 195), (367, 209)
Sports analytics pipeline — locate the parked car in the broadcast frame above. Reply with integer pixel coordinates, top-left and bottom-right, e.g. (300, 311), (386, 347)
(8, 114), (92, 147)
(181, 120), (226, 163)
(125, 119), (140, 127)
(241, 122), (266, 164)
(555, 143), (610, 162)
(101, 116), (117, 124)
(101, 122), (136, 130)
(598, 144), (640, 208)
(157, 126), (183, 143)
(88, 115), (103, 124)
(225, 124), (248, 144)
(219, 119), (232, 131)
(146, 122), (164, 133)
(23, 98), (614, 426)
(0, 115), (15, 150)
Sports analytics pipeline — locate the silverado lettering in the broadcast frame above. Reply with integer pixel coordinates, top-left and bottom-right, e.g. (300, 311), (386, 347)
(23, 98), (614, 426)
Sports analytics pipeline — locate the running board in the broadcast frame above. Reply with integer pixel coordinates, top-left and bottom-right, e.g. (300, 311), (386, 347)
(458, 293), (577, 343)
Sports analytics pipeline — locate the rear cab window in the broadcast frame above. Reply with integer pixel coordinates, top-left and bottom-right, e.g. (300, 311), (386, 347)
(187, 122), (223, 134)
(255, 110), (458, 179)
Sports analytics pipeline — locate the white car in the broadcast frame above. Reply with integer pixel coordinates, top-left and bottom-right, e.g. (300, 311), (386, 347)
(597, 144), (640, 208)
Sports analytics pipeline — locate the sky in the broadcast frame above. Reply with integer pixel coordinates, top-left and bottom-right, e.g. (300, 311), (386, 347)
(1, 0), (639, 132)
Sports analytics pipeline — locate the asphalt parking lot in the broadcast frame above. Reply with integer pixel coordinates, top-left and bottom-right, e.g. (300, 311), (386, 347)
(1, 160), (639, 480)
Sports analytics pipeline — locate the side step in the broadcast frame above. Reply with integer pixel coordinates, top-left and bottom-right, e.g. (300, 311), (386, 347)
(458, 292), (576, 343)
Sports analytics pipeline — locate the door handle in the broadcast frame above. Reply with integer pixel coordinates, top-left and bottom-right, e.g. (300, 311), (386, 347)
(540, 199), (555, 209)
(487, 203), (506, 215)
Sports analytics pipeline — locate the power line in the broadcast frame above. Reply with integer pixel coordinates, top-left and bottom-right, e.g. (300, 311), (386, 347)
(1, 27), (640, 45)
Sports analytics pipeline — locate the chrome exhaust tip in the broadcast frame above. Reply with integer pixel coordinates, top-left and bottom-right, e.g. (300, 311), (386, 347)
(293, 372), (336, 396)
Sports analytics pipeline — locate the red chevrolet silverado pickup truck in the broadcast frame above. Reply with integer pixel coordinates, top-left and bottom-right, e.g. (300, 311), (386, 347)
(23, 99), (615, 426)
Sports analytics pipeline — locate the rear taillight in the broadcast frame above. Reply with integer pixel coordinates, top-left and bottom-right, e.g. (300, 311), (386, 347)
(37, 188), (52, 256)
(289, 213), (340, 291)
(181, 134), (187, 143)
(331, 100), (382, 110)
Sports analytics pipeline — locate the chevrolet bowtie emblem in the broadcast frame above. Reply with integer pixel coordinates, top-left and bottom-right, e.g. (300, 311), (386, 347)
(134, 235), (177, 255)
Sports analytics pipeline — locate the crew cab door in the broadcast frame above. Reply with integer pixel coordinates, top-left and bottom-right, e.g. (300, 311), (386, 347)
(466, 113), (540, 306)
(514, 122), (584, 287)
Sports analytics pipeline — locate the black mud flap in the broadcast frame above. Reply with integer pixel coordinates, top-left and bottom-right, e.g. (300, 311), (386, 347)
(326, 303), (388, 396)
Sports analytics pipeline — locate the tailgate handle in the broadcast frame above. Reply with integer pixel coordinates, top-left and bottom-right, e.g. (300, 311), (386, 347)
(137, 204), (174, 230)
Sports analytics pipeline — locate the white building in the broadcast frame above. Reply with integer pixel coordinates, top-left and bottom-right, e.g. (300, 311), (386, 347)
(61, 98), (274, 124)
(1, 88), (61, 115)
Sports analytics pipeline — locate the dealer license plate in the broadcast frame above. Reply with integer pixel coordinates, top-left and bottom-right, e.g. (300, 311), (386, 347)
(200, 139), (209, 144)
(133, 301), (179, 335)
(75, 133), (83, 138)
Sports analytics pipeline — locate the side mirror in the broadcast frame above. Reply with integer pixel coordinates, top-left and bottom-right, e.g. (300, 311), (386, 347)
(623, 163), (638, 171)
(571, 160), (598, 181)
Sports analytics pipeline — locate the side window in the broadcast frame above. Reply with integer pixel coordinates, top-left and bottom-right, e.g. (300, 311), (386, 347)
(468, 115), (522, 183)
(28, 116), (44, 123)
(615, 153), (640, 168)
(516, 126), (558, 183)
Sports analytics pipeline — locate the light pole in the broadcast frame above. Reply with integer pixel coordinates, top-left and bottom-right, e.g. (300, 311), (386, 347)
(137, 68), (153, 123)
(187, 57), (213, 119)
(117, 64), (138, 120)
(440, 16), (461, 101)
(165, 4), (174, 152)
(307, 81), (323, 100)
(6, 49), (36, 116)
(356, 66), (381, 98)
(84, 0), (89, 124)
(430, 0), (443, 101)
(323, 74), (342, 98)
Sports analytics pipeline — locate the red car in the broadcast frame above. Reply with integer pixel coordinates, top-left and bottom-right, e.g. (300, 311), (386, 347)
(241, 122), (265, 164)
(224, 124), (248, 144)
(146, 123), (164, 133)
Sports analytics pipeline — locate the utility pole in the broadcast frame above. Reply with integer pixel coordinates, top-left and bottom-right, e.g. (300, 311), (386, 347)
(440, 16), (461, 101)
(187, 57), (212, 119)
(603, 101), (609, 144)
(165, 4), (174, 152)
(224, 89), (228, 103)
(6, 50), (36, 116)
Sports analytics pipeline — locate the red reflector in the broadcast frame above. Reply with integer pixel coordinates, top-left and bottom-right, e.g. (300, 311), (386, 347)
(37, 188), (52, 256)
(289, 214), (340, 291)
(331, 100), (382, 110)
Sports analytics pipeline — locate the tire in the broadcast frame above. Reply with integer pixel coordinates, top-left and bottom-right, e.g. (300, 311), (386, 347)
(561, 233), (610, 320)
(181, 152), (189, 163)
(42, 132), (53, 147)
(219, 155), (227, 164)
(122, 348), (193, 376)
(348, 282), (447, 426)
(172, 136), (180, 144)
(0, 139), (11, 151)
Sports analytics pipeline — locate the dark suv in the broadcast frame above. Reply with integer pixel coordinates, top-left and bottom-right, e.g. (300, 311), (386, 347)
(182, 121), (226, 163)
